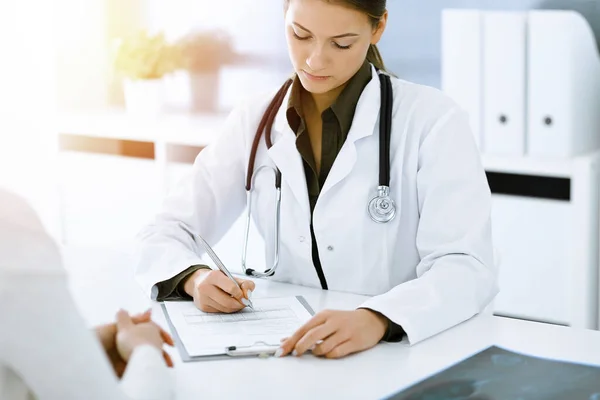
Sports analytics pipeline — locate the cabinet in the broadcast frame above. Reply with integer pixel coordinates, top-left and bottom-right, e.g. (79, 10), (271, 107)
(483, 152), (600, 329)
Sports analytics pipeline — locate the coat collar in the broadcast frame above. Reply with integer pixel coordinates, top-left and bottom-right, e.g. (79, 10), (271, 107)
(268, 64), (383, 213)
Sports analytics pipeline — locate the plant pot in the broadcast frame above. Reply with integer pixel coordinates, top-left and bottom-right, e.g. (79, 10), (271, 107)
(189, 71), (220, 112)
(122, 78), (166, 114)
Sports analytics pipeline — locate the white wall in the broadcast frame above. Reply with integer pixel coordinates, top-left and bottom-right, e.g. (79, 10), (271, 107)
(0, 1), (61, 239)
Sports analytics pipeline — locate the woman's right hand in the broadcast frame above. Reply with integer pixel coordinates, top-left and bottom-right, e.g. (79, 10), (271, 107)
(183, 269), (255, 313)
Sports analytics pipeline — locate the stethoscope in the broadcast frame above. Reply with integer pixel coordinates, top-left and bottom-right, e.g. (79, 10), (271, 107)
(242, 69), (395, 278)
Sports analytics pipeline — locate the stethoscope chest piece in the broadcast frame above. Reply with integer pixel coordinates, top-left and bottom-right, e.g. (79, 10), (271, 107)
(368, 185), (396, 223)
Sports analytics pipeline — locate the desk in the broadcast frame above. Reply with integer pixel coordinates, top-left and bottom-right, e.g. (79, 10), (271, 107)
(62, 244), (600, 400)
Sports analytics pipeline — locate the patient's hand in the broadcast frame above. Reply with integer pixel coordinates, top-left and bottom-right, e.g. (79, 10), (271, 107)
(95, 309), (174, 377)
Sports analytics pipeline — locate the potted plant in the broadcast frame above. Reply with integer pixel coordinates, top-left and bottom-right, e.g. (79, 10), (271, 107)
(174, 29), (236, 112)
(113, 30), (179, 114)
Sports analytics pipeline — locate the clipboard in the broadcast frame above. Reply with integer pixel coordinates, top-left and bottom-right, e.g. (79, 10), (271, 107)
(161, 295), (315, 362)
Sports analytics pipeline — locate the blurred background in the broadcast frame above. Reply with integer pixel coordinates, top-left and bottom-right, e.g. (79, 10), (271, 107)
(2, 0), (600, 328)
(2, 0), (597, 242)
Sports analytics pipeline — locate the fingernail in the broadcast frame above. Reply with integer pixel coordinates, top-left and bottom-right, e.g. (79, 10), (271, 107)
(292, 349), (298, 357)
(247, 290), (253, 300)
(274, 348), (284, 358)
(241, 298), (251, 307)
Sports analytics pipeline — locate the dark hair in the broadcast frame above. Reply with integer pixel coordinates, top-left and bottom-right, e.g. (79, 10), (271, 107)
(284, 0), (388, 71)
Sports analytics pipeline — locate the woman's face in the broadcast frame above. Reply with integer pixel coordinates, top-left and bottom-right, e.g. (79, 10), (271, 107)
(284, 0), (385, 95)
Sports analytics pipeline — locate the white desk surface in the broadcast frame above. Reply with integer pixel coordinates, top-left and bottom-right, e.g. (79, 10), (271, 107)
(63, 244), (600, 400)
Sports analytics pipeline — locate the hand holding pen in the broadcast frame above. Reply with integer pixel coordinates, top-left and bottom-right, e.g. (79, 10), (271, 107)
(182, 236), (255, 313)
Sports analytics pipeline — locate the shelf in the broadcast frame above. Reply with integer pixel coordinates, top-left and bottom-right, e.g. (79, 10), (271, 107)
(56, 108), (228, 148)
(57, 108), (600, 179)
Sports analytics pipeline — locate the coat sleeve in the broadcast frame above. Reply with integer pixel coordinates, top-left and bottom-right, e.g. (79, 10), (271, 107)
(134, 104), (250, 298)
(0, 190), (173, 400)
(359, 108), (499, 345)
(0, 273), (174, 400)
(120, 345), (175, 400)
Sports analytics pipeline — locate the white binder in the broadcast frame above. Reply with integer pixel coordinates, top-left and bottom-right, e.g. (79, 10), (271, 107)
(527, 11), (600, 158)
(441, 9), (483, 150)
(482, 12), (527, 156)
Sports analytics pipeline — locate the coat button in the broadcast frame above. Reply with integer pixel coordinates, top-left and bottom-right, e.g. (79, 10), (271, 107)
(327, 245), (334, 251)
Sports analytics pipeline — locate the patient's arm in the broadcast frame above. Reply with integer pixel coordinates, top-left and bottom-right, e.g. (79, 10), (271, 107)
(0, 188), (175, 399)
(0, 272), (174, 400)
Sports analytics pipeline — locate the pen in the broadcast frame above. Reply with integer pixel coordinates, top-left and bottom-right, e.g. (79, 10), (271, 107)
(196, 234), (254, 309)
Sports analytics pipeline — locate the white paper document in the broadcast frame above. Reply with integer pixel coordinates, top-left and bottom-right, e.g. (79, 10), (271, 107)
(163, 296), (313, 357)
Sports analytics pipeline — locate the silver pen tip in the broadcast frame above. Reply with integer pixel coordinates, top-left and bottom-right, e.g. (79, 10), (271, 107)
(241, 298), (254, 310)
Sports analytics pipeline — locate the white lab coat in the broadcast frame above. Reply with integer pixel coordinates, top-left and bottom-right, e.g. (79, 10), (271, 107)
(0, 189), (174, 400)
(135, 65), (498, 345)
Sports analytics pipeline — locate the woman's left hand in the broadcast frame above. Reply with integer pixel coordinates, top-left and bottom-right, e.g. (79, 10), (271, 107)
(277, 309), (388, 359)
